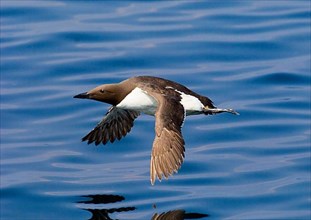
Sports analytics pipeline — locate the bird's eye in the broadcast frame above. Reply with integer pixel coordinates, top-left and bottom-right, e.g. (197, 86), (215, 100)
(100, 89), (105, 93)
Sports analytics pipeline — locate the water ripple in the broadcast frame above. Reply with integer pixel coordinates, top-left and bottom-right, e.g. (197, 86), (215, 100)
(1, 1), (310, 220)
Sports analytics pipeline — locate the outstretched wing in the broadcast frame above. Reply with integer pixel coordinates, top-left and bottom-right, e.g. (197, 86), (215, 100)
(149, 92), (185, 185)
(82, 106), (140, 145)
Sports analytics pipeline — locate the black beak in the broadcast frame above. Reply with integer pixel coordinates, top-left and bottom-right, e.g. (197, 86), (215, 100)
(74, 92), (89, 99)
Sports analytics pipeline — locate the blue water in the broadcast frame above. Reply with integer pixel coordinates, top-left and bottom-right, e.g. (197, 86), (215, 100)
(1, 1), (310, 219)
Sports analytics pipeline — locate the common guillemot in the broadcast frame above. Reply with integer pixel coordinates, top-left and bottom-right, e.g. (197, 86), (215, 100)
(74, 76), (238, 184)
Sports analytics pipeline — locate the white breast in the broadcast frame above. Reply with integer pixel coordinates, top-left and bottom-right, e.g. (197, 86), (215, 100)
(116, 87), (157, 115)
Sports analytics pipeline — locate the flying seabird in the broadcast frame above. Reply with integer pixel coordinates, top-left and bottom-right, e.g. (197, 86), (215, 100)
(74, 76), (238, 184)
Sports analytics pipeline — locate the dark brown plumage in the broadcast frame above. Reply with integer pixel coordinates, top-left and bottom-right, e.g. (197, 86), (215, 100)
(74, 76), (238, 184)
(82, 107), (140, 145)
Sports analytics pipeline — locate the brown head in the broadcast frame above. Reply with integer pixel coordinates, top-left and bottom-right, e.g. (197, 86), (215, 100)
(74, 80), (135, 106)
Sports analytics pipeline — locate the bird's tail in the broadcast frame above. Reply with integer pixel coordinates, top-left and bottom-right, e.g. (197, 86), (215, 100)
(203, 106), (239, 115)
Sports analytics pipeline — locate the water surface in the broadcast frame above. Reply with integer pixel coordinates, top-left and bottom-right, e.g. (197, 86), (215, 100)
(1, 1), (310, 219)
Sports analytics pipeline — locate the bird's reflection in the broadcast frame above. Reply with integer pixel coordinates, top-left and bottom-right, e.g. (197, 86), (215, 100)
(78, 194), (135, 220)
(78, 194), (208, 220)
(78, 194), (125, 204)
(152, 210), (209, 220)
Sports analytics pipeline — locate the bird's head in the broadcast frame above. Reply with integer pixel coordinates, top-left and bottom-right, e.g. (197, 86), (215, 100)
(74, 84), (120, 105)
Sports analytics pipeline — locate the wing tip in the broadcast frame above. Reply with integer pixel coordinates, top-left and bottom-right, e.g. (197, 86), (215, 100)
(150, 178), (155, 185)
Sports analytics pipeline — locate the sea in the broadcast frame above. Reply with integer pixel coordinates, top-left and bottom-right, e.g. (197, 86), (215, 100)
(1, 1), (310, 219)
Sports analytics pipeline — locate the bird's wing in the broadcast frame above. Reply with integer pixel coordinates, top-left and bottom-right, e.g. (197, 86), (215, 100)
(149, 92), (186, 185)
(82, 106), (140, 145)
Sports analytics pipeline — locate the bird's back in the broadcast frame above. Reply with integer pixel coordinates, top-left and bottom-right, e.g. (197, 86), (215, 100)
(130, 76), (215, 108)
